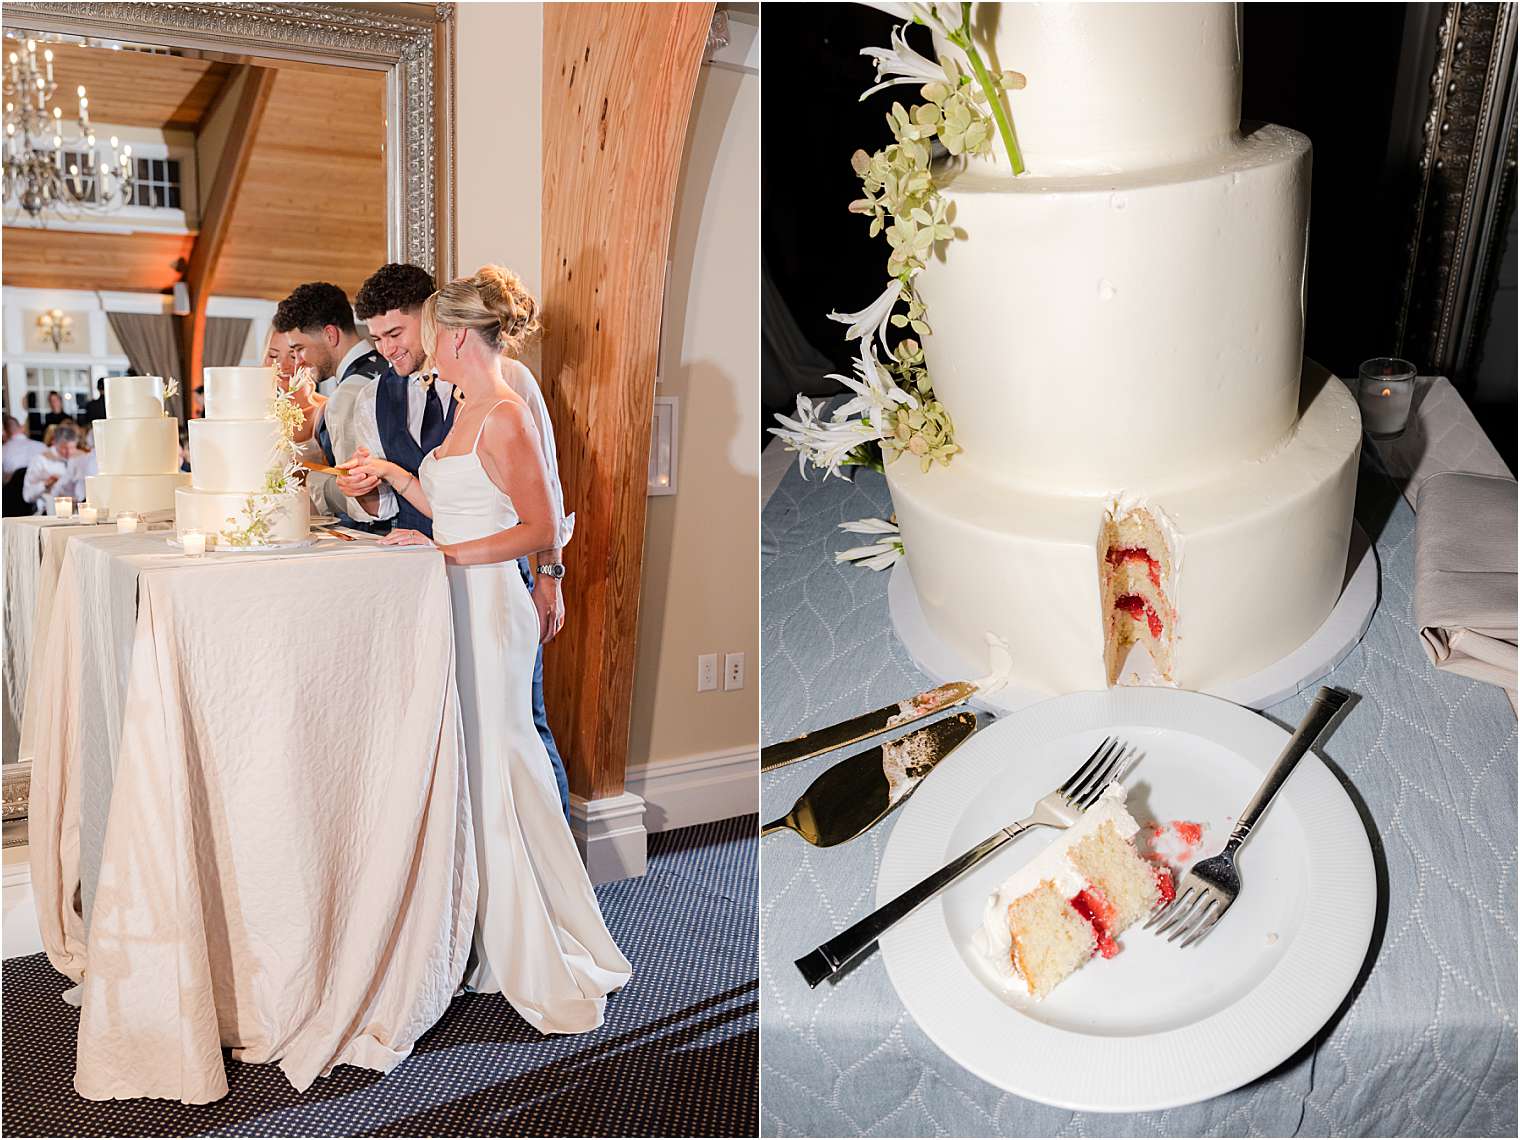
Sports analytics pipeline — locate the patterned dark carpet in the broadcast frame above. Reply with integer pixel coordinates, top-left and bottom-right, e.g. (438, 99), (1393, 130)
(1, 816), (757, 1137)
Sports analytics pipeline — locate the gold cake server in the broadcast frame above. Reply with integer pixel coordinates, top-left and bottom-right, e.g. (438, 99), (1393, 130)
(761, 712), (978, 846)
(761, 680), (978, 772)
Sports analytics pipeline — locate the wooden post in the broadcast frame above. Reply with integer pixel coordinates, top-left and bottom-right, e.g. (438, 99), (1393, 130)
(540, 2), (713, 867)
(177, 64), (276, 412)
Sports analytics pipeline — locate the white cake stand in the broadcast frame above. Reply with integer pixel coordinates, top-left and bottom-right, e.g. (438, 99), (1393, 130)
(887, 522), (1378, 713)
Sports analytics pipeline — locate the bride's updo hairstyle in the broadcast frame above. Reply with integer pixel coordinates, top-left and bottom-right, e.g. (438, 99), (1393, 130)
(422, 264), (541, 361)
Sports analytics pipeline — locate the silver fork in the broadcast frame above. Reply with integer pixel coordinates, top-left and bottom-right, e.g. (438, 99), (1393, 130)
(1146, 686), (1351, 947)
(795, 735), (1136, 987)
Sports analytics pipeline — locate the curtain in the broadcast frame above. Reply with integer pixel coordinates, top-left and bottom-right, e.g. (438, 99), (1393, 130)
(105, 312), (184, 420)
(204, 318), (252, 369)
(761, 260), (844, 434)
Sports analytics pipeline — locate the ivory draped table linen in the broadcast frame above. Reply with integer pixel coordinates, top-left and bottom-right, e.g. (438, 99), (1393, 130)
(26, 531), (477, 1103)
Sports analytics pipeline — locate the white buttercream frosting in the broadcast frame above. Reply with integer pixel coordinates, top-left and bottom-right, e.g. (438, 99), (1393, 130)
(972, 782), (1140, 988)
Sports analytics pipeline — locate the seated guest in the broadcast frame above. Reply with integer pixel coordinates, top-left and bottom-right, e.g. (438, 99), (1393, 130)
(42, 390), (69, 434)
(83, 379), (106, 424)
(3, 415), (45, 516)
(22, 424), (86, 514)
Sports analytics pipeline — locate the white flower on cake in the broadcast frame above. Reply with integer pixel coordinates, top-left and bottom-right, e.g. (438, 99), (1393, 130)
(161, 377), (180, 403)
(835, 516), (905, 571)
(771, 3), (1026, 482)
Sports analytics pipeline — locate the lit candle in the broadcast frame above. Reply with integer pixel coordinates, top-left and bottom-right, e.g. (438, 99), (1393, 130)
(54, 496), (73, 518)
(78, 504), (98, 524)
(116, 512), (140, 534)
(181, 529), (207, 556)
(1356, 357), (1417, 441)
(43, 48), (52, 82)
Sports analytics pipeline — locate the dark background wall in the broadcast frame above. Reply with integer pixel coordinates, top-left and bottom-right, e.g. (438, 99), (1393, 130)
(761, 3), (1515, 468)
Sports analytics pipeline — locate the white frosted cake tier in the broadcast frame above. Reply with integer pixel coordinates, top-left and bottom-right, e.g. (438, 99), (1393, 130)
(175, 486), (310, 546)
(916, 125), (1311, 492)
(187, 418), (284, 492)
(84, 472), (189, 516)
(92, 416), (180, 475)
(932, 2), (1242, 176)
(104, 375), (170, 420)
(885, 366), (1361, 694)
(201, 366), (276, 421)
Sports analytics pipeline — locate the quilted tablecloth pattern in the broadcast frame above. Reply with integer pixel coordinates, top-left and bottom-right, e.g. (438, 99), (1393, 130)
(760, 454), (1517, 1137)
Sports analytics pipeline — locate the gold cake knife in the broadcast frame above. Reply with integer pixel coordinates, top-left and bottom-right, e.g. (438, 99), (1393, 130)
(761, 712), (978, 846)
(761, 680), (978, 772)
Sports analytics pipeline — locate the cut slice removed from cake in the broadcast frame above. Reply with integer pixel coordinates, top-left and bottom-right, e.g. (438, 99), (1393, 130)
(1099, 502), (1178, 686)
(977, 782), (1174, 1000)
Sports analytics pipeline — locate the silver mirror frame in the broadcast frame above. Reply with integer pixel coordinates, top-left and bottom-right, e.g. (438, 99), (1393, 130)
(0, 0), (456, 280)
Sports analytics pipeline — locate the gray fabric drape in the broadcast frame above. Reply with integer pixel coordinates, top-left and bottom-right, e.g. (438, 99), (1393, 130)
(105, 312), (184, 420)
(204, 318), (252, 370)
(762, 261), (844, 431)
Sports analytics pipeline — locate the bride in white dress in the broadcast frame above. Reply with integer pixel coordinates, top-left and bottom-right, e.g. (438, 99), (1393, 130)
(346, 266), (631, 1033)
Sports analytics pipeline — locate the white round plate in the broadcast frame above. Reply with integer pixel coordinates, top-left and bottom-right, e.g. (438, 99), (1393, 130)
(877, 687), (1376, 1113)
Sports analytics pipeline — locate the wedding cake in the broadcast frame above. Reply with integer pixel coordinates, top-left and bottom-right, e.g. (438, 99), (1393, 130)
(83, 376), (190, 516)
(175, 366), (310, 546)
(887, 2), (1361, 693)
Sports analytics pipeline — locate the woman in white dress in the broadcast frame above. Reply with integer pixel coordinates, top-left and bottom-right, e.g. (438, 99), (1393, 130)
(346, 266), (631, 1033)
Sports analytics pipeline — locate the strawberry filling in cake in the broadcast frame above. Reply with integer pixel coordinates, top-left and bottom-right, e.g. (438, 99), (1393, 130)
(1099, 505), (1178, 685)
(976, 782), (1173, 999)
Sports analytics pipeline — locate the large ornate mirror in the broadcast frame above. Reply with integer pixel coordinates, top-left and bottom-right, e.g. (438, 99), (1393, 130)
(1, 1), (453, 833)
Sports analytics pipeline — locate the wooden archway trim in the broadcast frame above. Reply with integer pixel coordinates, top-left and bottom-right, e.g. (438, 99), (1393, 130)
(539, 2), (716, 803)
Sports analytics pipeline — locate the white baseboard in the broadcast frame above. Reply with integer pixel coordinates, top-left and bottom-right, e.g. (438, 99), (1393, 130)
(3, 843), (42, 960)
(626, 746), (758, 832)
(570, 791), (648, 885)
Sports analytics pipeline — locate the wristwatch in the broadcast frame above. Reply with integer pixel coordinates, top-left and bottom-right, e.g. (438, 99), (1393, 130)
(537, 562), (566, 579)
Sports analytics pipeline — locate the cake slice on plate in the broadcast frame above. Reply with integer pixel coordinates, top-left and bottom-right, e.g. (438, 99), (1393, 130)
(978, 782), (1174, 999)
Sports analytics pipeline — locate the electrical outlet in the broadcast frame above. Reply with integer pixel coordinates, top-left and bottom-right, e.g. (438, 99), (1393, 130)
(697, 653), (718, 692)
(724, 652), (745, 691)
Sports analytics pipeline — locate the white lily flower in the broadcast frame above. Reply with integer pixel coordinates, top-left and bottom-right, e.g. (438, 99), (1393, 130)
(836, 517), (905, 571)
(860, 24), (951, 100)
(770, 395), (881, 481)
(828, 278), (902, 349)
(855, 1), (916, 19)
(831, 339), (918, 424)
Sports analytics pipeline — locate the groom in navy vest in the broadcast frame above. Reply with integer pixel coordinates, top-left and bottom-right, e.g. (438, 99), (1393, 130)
(340, 263), (571, 820)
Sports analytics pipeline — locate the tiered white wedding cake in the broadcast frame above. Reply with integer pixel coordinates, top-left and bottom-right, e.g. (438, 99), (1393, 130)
(83, 376), (190, 516)
(175, 366), (311, 546)
(887, 2), (1361, 693)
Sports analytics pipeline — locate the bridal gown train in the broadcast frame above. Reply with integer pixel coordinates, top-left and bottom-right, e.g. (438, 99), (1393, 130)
(421, 401), (631, 1033)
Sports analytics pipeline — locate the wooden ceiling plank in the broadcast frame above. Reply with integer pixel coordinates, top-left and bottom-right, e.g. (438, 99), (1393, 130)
(179, 64), (277, 400)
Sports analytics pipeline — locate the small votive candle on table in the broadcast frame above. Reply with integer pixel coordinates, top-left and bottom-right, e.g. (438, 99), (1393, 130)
(54, 496), (73, 518)
(78, 504), (99, 524)
(1357, 357), (1416, 440)
(116, 512), (140, 534)
(181, 529), (207, 556)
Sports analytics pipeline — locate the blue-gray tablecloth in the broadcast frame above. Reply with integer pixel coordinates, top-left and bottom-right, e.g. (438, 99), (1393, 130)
(760, 453), (1517, 1137)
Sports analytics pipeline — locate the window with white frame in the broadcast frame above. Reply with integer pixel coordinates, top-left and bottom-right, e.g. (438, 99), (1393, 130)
(4, 127), (196, 233)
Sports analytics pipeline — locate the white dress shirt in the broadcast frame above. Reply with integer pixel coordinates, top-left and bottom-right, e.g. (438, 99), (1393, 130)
(22, 449), (90, 513)
(3, 433), (46, 478)
(316, 341), (378, 399)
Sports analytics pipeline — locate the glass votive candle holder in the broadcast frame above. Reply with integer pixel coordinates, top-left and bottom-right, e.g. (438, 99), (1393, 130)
(54, 496), (73, 518)
(1357, 357), (1417, 440)
(78, 504), (99, 524)
(181, 529), (207, 557)
(116, 512), (140, 534)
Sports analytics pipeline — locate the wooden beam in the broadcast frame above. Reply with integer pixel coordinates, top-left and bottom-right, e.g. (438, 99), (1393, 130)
(178, 64), (276, 413)
(540, 2), (714, 802)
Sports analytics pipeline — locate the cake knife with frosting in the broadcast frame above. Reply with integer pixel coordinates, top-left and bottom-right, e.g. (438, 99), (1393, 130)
(762, 712), (978, 846)
(761, 680), (979, 771)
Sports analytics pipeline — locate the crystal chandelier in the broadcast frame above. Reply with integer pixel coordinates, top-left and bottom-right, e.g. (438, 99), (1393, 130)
(2, 36), (134, 220)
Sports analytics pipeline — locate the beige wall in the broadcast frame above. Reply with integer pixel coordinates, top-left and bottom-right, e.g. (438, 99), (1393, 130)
(626, 62), (760, 770)
(455, 1), (543, 375)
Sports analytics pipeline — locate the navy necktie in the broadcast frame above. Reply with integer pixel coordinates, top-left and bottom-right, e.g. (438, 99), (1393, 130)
(420, 382), (446, 454)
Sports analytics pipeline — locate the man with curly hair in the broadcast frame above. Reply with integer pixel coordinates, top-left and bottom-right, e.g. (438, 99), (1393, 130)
(342, 262), (572, 821)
